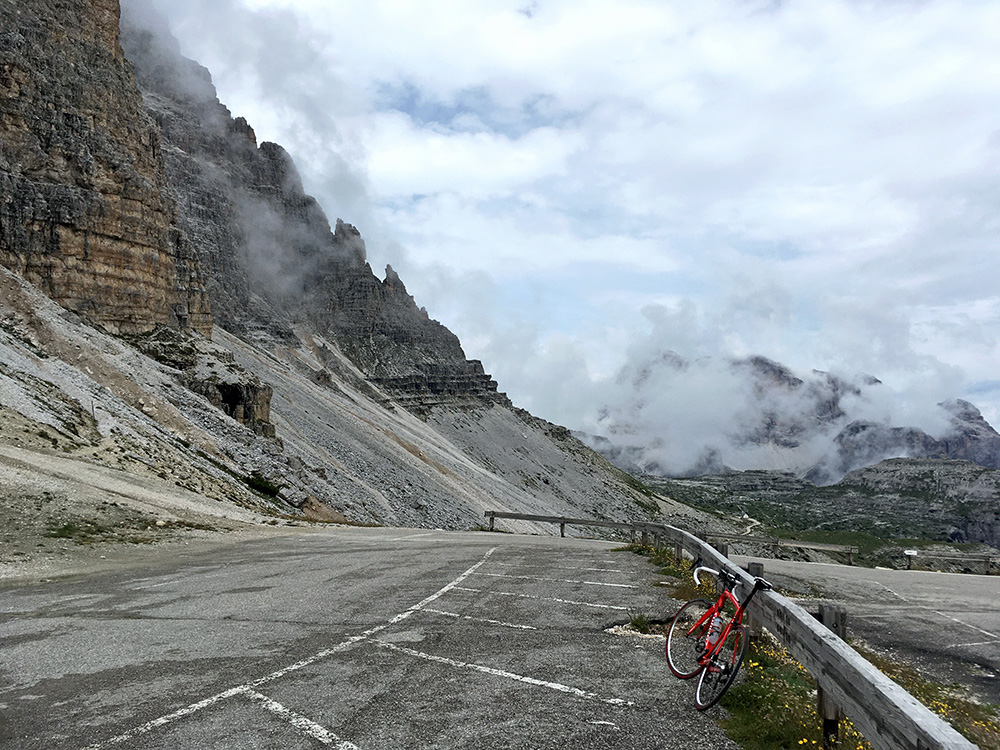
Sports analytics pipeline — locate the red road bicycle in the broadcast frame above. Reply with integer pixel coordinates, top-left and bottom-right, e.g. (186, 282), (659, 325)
(665, 565), (772, 710)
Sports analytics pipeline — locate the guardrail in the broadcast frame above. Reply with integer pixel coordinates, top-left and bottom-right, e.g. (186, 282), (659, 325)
(485, 511), (634, 537)
(484, 511), (975, 750)
(703, 531), (859, 565)
(484, 512), (860, 563)
(904, 549), (997, 575)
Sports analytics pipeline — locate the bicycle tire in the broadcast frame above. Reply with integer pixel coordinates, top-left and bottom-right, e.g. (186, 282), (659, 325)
(694, 622), (748, 710)
(665, 598), (714, 679)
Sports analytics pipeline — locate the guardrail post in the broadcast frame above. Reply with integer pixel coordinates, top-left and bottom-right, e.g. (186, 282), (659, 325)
(674, 542), (683, 562)
(487, 512), (495, 532)
(560, 520), (566, 538)
(984, 556), (991, 576)
(816, 603), (848, 750)
(745, 562), (764, 639)
(641, 526), (649, 547)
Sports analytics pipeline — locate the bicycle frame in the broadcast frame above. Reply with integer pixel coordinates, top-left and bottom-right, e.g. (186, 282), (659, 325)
(685, 570), (763, 666)
(686, 588), (742, 665)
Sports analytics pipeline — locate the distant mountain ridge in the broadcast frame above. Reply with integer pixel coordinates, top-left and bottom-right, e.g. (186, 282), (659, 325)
(580, 352), (1000, 484)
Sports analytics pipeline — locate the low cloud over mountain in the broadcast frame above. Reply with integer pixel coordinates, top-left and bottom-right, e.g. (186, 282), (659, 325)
(580, 351), (1000, 484)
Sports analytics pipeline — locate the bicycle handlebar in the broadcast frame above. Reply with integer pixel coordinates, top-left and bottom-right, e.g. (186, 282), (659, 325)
(693, 565), (773, 594)
(692, 566), (719, 586)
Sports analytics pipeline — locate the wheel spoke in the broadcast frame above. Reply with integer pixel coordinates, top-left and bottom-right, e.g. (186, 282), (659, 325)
(694, 623), (748, 710)
(665, 599), (714, 679)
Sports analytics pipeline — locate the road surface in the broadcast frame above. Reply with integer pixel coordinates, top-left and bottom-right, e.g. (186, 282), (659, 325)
(1, 527), (735, 750)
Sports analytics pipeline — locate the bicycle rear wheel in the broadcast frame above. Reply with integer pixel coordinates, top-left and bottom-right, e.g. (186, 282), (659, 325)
(665, 598), (713, 679)
(694, 622), (748, 710)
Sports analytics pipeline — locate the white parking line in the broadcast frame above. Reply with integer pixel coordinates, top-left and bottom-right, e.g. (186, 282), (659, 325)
(384, 532), (435, 542)
(423, 607), (537, 630)
(869, 585), (999, 639)
(243, 689), (358, 748)
(490, 562), (625, 573)
(83, 548), (498, 749)
(948, 638), (1000, 649)
(480, 572), (637, 588)
(81, 686), (250, 747)
(932, 611), (999, 639)
(453, 585), (628, 611)
(375, 641), (633, 706)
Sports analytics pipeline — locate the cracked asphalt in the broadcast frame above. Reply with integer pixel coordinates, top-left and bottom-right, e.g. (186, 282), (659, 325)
(1, 527), (738, 749)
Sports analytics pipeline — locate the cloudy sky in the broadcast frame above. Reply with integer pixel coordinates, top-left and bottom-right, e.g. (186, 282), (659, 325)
(134, 0), (1000, 450)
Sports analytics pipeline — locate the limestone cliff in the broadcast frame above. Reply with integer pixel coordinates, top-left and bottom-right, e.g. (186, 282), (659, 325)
(0, 0), (212, 336)
(0, 0), (657, 540)
(119, 12), (504, 413)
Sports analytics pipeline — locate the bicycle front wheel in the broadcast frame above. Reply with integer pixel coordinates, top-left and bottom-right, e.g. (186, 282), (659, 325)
(694, 622), (748, 710)
(665, 598), (713, 679)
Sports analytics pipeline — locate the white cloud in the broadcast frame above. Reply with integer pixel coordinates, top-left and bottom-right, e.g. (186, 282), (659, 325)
(133, 0), (1000, 456)
(367, 113), (582, 199)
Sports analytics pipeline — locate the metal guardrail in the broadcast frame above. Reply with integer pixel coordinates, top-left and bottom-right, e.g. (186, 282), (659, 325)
(483, 511), (976, 750)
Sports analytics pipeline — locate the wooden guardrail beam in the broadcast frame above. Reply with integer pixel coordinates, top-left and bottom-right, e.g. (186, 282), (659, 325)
(662, 524), (974, 750)
(705, 531), (859, 563)
(903, 552), (995, 575)
(484, 511), (636, 537)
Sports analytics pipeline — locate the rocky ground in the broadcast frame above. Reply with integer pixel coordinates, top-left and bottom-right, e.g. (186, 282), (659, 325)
(0, 426), (304, 583)
(645, 465), (1000, 550)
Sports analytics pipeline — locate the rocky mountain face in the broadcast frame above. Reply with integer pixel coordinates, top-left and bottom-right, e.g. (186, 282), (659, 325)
(813, 399), (1000, 484)
(0, 0), (660, 547)
(118, 12), (503, 412)
(584, 351), (1000, 484)
(0, 0), (211, 337)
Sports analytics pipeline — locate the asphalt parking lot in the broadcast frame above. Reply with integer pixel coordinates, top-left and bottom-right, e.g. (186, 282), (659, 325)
(1, 528), (738, 749)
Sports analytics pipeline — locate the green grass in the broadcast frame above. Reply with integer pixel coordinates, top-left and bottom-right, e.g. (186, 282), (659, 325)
(628, 610), (652, 634)
(45, 520), (109, 543)
(852, 643), (1000, 750)
(717, 636), (1000, 750)
(622, 473), (656, 498)
(623, 542), (718, 601)
(770, 528), (884, 555)
(44, 517), (216, 546)
(718, 636), (873, 750)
